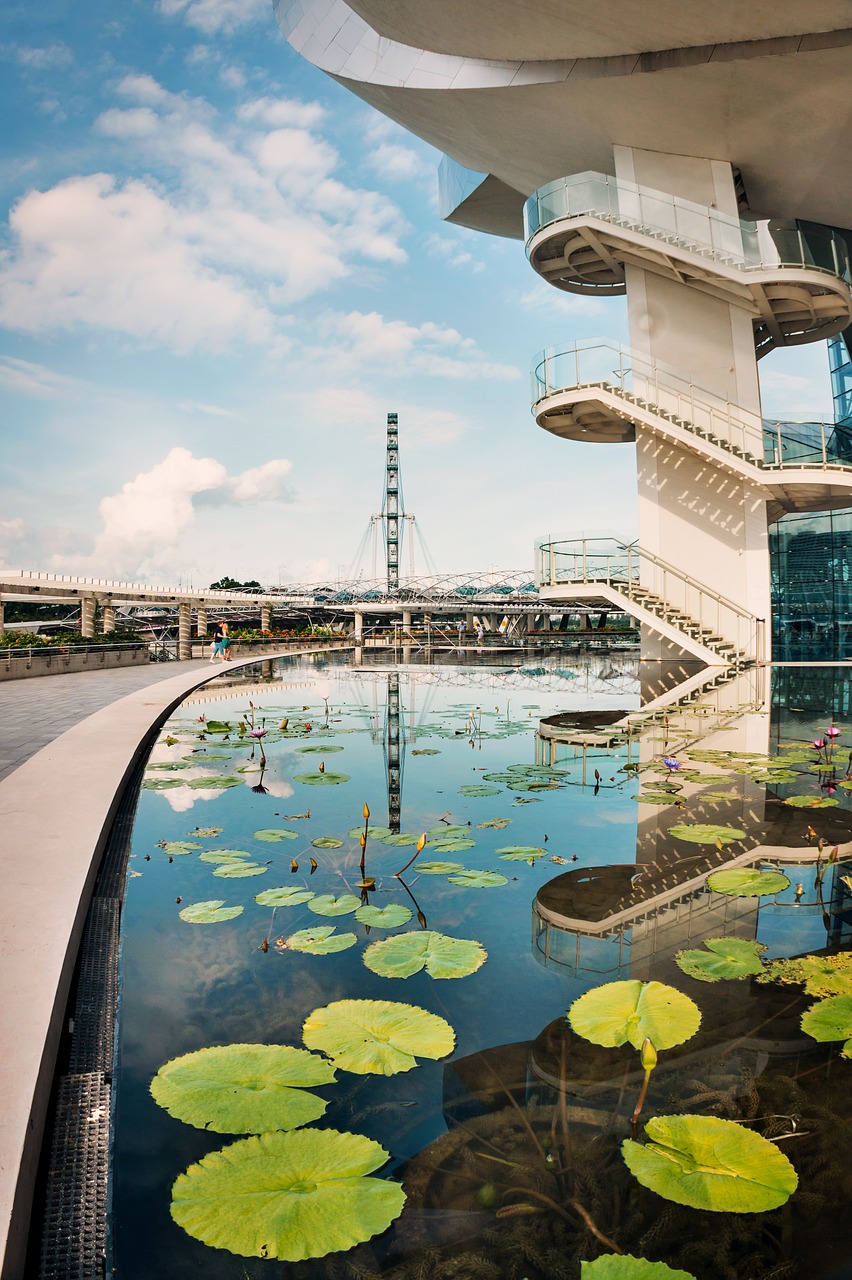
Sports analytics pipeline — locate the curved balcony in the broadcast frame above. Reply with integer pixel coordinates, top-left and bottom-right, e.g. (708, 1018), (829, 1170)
(525, 174), (852, 354)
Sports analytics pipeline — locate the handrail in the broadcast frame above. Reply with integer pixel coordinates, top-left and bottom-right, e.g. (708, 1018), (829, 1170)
(524, 172), (852, 284)
(535, 537), (761, 661)
(531, 339), (852, 471)
(0, 641), (149, 659)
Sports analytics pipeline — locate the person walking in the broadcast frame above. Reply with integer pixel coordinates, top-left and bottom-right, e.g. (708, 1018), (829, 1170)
(221, 621), (232, 662)
(210, 621), (224, 663)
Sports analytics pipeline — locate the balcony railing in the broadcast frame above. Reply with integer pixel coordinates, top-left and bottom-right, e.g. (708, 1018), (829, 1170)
(524, 172), (851, 284)
(532, 339), (852, 471)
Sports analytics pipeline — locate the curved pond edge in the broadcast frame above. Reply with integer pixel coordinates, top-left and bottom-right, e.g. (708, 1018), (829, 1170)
(0, 649), (350, 1280)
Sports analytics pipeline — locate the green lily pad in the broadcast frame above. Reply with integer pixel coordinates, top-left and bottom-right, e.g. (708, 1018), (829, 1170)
(381, 833), (418, 846)
(412, 749), (440, 755)
(801, 994), (852, 1056)
(179, 900), (244, 924)
(759, 952), (852, 997)
(354, 904), (413, 929)
(633, 794), (684, 805)
(284, 927), (357, 954)
(307, 894), (360, 917)
(668, 824), (746, 845)
(255, 886), (315, 907)
(151, 1043), (336, 1134)
(581, 1258), (696, 1280)
(750, 770), (798, 783)
(568, 980), (700, 1050)
(362, 930), (487, 980)
(621, 1114), (797, 1212)
(187, 776), (243, 789)
(142, 778), (183, 790)
(203, 721), (232, 733)
(161, 841), (202, 855)
(701, 790), (739, 801)
(254, 828), (299, 842)
(294, 772), (351, 786)
(458, 785), (502, 797)
(297, 744), (344, 753)
(415, 860), (466, 875)
(213, 862), (268, 879)
(427, 825), (472, 837)
(506, 779), (562, 792)
(447, 869), (508, 887)
(497, 846), (548, 861)
(199, 849), (253, 864)
(430, 838), (476, 853)
(311, 836), (344, 849)
(706, 868), (790, 897)
(675, 938), (767, 983)
(783, 795), (840, 808)
(170, 1127), (405, 1260)
(302, 998), (455, 1074)
(147, 761), (193, 771)
(190, 827), (224, 837)
(477, 818), (511, 829)
(348, 825), (392, 839)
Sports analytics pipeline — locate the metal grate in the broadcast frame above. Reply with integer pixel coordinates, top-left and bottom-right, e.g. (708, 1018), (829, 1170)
(67, 899), (121, 1076)
(38, 1073), (110, 1280)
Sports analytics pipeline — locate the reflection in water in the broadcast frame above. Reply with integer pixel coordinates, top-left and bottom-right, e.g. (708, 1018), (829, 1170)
(109, 653), (852, 1279)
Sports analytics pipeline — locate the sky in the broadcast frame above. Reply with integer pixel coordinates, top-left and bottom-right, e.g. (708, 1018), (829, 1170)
(0, 0), (838, 589)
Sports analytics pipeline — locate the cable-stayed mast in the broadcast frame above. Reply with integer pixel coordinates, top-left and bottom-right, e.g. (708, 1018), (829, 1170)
(383, 412), (400, 592)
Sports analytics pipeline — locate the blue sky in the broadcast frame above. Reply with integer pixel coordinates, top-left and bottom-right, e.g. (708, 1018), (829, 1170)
(0, 0), (837, 587)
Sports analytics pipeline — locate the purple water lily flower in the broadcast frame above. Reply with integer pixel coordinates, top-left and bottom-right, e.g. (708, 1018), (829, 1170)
(663, 757), (681, 771)
(250, 728), (268, 739)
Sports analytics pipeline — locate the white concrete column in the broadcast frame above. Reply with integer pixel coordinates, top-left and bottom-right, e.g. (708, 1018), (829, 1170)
(197, 606), (208, 638)
(354, 612), (363, 641)
(178, 603), (192, 660)
(102, 605), (116, 633)
(81, 597), (95, 638)
(612, 146), (771, 660)
(402, 609), (412, 630)
(0, 599), (4, 636)
(261, 605), (272, 632)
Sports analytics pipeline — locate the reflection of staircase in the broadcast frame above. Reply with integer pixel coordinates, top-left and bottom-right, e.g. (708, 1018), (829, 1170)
(537, 539), (761, 667)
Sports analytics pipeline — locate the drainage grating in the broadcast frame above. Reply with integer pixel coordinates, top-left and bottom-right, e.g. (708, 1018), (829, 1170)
(38, 1072), (110, 1280)
(67, 899), (121, 1076)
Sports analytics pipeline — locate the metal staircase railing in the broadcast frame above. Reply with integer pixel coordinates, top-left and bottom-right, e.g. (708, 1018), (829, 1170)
(532, 339), (852, 474)
(536, 537), (763, 665)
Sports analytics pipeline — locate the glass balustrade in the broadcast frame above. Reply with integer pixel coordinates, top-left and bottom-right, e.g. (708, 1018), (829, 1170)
(524, 173), (851, 284)
(532, 339), (852, 469)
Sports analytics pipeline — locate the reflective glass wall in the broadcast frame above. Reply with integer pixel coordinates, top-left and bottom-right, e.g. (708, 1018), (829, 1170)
(770, 508), (852, 660)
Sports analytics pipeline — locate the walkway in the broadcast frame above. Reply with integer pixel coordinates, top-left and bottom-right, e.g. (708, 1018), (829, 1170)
(0, 660), (214, 783)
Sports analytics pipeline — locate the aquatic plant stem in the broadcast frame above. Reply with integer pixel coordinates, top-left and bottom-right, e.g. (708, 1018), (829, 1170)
(502, 1188), (623, 1254)
(394, 832), (427, 878)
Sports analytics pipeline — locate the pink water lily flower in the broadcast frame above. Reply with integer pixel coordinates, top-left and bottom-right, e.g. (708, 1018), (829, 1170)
(250, 728), (268, 739)
(813, 739), (825, 750)
(826, 726), (842, 738)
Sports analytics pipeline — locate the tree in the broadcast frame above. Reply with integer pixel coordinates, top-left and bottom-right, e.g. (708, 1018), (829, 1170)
(209, 576), (262, 590)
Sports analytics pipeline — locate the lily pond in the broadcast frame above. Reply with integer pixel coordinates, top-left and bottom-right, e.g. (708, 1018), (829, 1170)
(112, 651), (852, 1280)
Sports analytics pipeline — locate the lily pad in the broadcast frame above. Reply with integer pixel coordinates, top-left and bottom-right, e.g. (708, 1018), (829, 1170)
(311, 836), (344, 849)
(381, 833), (418, 846)
(143, 778), (183, 790)
(497, 846), (548, 861)
(255, 886), (315, 907)
(701, 790), (739, 801)
(581, 1258), (696, 1280)
(187, 776), (242, 789)
(477, 818), (511, 829)
(254, 828), (299, 842)
(348, 825), (392, 839)
(430, 838), (476, 853)
(354, 904), (413, 929)
(783, 795), (840, 808)
(307, 894), (361, 917)
(302, 998), (455, 1074)
(297, 744), (344, 753)
(199, 849), (253, 864)
(447, 869), (508, 888)
(170, 1127), (405, 1260)
(203, 720), (232, 733)
(151, 1043), (336, 1134)
(161, 841), (202, 856)
(284, 927), (357, 955)
(213, 861), (268, 879)
(675, 938), (767, 983)
(415, 860), (466, 875)
(706, 868), (790, 897)
(458, 785), (502, 797)
(294, 772), (351, 786)
(801, 994), (852, 1056)
(633, 794), (684, 806)
(179, 900), (244, 924)
(427, 825), (472, 837)
(568, 980), (700, 1050)
(363, 930), (486, 980)
(621, 1114), (798, 1212)
(759, 952), (852, 997)
(190, 827), (224, 837)
(412, 749), (440, 755)
(668, 824), (746, 845)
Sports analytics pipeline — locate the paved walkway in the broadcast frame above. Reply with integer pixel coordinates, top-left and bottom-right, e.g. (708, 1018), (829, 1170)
(0, 661), (215, 782)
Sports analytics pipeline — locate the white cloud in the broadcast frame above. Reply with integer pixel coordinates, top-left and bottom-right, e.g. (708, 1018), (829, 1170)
(51, 447), (294, 579)
(426, 233), (483, 273)
(318, 310), (521, 381)
(0, 76), (408, 351)
(157, 0), (269, 35)
(298, 386), (471, 448)
(14, 44), (73, 70)
(519, 283), (610, 318)
(0, 517), (24, 540)
(178, 400), (241, 419)
(0, 356), (80, 398)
